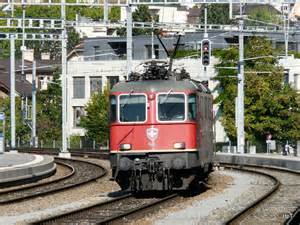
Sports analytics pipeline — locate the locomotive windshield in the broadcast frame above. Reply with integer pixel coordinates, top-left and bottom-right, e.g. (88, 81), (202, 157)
(119, 94), (146, 122)
(158, 94), (185, 121)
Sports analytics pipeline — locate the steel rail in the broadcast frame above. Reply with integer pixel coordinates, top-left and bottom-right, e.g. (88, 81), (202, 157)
(222, 164), (280, 225)
(34, 193), (178, 224)
(0, 158), (107, 204)
(221, 163), (300, 225)
(35, 164), (282, 224)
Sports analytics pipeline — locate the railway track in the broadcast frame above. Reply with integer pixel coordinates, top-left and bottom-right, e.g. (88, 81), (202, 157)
(35, 193), (178, 225)
(10, 149), (300, 224)
(0, 158), (107, 204)
(223, 164), (300, 225)
(34, 164), (284, 225)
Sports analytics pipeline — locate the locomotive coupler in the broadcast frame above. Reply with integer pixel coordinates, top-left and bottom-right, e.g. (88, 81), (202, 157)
(131, 157), (172, 191)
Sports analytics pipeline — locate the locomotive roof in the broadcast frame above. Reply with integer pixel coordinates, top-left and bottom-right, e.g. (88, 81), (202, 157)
(111, 79), (210, 93)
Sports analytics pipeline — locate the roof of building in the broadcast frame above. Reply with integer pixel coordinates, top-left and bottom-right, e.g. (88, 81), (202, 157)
(67, 42), (84, 59)
(0, 59), (58, 97)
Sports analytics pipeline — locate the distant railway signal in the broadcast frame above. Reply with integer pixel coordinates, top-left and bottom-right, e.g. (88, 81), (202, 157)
(201, 39), (211, 67)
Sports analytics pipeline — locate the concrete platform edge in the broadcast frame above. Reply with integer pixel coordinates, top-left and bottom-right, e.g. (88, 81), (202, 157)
(0, 154), (57, 187)
(215, 153), (300, 172)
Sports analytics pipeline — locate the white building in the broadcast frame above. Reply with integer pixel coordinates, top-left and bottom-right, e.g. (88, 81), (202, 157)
(279, 55), (300, 91)
(66, 52), (228, 143)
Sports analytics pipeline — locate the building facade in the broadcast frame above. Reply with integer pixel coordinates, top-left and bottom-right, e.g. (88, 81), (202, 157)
(66, 33), (300, 144)
(66, 34), (228, 142)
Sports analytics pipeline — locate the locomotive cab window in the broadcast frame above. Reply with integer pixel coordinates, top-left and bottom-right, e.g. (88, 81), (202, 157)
(158, 94), (185, 121)
(110, 95), (117, 122)
(188, 94), (196, 121)
(119, 94), (146, 122)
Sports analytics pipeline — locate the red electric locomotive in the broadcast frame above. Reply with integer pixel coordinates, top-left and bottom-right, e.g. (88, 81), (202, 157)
(109, 64), (214, 192)
(109, 35), (214, 192)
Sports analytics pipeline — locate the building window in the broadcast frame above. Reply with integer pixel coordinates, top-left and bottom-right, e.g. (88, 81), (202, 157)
(284, 69), (289, 85)
(294, 74), (299, 90)
(94, 46), (102, 60)
(145, 45), (159, 59)
(73, 77), (85, 99)
(73, 106), (85, 127)
(108, 76), (119, 89)
(90, 77), (102, 96)
(108, 42), (127, 58)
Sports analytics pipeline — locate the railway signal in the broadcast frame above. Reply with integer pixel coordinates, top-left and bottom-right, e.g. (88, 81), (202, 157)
(201, 39), (211, 67)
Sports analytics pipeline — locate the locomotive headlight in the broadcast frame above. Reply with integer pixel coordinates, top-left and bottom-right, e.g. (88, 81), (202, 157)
(120, 143), (132, 151)
(173, 142), (186, 149)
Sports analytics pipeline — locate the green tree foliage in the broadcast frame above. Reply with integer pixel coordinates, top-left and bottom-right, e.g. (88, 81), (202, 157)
(0, 97), (31, 144)
(214, 37), (300, 145)
(247, 5), (282, 26)
(200, 4), (231, 24)
(80, 88), (109, 145)
(36, 70), (62, 143)
(132, 5), (152, 22)
(117, 5), (154, 36)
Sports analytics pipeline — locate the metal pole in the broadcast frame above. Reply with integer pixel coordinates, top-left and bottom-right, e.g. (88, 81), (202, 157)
(32, 61), (37, 148)
(126, 4), (132, 79)
(204, 4), (208, 38)
(25, 96), (28, 119)
(0, 113), (4, 154)
(285, 6), (289, 58)
(104, 0), (108, 24)
(60, 0), (69, 156)
(203, 5), (208, 74)
(21, 4), (26, 78)
(10, 35), (16, 151)
(237, 5), (245, 154)
(229, 0), (232, 20)
(151, 21), (155, 59)
(11, 0), (14, 17)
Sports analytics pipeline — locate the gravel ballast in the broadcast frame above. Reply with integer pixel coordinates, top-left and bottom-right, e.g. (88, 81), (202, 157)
(0, 161), (274, 225)
(153, 169), (274, 225)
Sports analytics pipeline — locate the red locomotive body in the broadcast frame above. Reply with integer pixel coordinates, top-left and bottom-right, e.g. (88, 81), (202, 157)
(109, 78), (214, 191)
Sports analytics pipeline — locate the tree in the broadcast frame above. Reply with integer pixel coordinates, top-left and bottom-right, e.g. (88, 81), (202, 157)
(36, 69), (62, 144)
(80, 88), (109, 146)
(200, 4), (231, 25)
(0, 97), (31, 145)
(117, 5), (154, 36)
(246, 5), (282, 26)
(214, 37), (300, 146)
